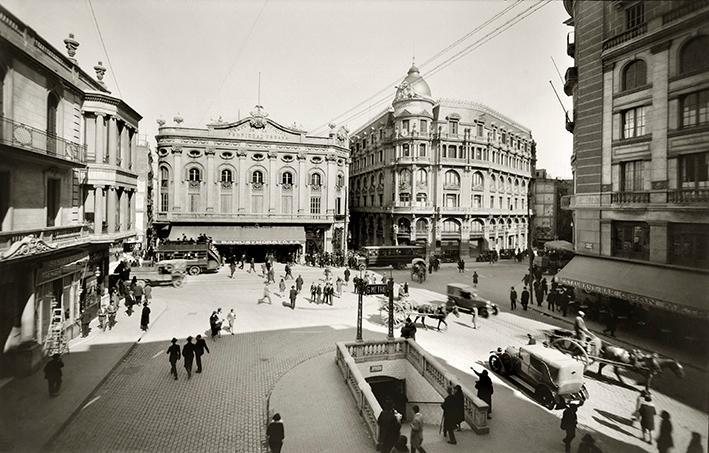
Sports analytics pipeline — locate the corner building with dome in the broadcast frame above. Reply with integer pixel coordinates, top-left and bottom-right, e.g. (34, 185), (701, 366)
(349, 64), (535, 260)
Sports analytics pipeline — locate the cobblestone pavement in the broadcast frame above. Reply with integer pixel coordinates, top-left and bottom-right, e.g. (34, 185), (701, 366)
(45, 263), (707, 452)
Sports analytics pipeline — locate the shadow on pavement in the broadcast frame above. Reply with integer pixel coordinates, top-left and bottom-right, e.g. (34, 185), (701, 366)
(595, 408), (635, 427)
(592, 416), (637, 438)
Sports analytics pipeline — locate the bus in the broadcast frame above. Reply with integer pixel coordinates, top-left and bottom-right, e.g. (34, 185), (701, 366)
(358, 245), (426, 269)
(156, 241), (221, 275)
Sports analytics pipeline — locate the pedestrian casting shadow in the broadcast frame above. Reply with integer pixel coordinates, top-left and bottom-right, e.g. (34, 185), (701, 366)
(453, 321), (475, 330)
(594, 409), (635, 427)
(592, 416), (637, 438)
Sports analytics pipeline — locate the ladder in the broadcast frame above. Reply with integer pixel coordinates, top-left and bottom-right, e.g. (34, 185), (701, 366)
(44, 298), (69, 356)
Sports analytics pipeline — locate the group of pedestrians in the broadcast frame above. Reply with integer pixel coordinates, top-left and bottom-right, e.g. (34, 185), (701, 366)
(166, 335), (211, 380)
(209, 308), (236, 338)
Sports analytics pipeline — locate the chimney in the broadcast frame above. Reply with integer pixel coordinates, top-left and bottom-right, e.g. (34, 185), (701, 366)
(63, 33), (79, 63)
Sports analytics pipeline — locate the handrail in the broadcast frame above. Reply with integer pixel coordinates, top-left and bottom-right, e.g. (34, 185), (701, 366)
(0, 115), (86, 164)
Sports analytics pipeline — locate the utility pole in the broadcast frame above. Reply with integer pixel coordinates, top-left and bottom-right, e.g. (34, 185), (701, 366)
(527, 141), (537, 306)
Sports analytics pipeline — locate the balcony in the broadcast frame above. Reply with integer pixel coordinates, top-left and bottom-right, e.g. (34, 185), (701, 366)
(0, 115), (86, 165)
(565, 112), (575, 133)
(667, 188), (709, 204)
(602, 23), (647, 51)
(566, 31), (575, 57)
(0, 224), (89, 261)
(611, 191), (650, 204)
(563, 67), (578, 96)
(155, 211), (340, 224)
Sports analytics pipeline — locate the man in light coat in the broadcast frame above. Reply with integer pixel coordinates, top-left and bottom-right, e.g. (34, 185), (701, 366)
(410, 405), (427, 453)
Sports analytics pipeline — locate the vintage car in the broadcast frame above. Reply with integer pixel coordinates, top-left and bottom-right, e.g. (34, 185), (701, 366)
(446, 283), (499, 317)
(129, 259), (187, 288)
(488, 344), (589, 410)
(475, 250), (498, 262)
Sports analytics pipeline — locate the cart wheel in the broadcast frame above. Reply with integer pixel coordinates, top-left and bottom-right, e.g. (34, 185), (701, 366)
(535, 384), (557, 410)
(489, 355), (505, 375)
(137, 280), (146, 287)
(550, 337), (591, 367)
(172, 278), (183, 288)
(188, 266), (201, 276)
(164, 264), (174, 272)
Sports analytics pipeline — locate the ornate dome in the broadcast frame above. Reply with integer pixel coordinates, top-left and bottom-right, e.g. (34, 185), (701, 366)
(394, 63), (432, 101)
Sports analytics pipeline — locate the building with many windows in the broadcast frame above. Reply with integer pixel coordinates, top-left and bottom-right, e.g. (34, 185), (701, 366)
(153, 106), (349, 261)
(0, 5), (141, 375)
(349, 63), (534, 261)
(532, 169), (572, 247)
(560, 1), (709, 329)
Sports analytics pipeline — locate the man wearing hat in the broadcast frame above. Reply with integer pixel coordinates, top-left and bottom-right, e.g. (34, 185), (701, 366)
(574, 311), (591, 341)
(182, 336), (196, 379)
(44, 353), (64, 396)
(166, 338), (181, 380)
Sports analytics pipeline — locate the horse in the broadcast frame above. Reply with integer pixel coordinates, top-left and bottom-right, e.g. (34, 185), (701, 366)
(597, 344), (685, 391)
(413, 303), (459, 331)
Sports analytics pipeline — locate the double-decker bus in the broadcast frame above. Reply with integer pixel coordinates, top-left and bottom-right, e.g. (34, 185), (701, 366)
(156, 240), (221, 275)
(358, 245), (426, 269)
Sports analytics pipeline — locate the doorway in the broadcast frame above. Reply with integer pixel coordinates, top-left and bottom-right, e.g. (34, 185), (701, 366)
(366, 376), (407, 421)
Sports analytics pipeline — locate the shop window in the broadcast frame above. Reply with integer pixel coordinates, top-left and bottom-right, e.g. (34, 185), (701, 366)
(612, 221), (649, 260)
(680, 89), (709, 128)
(679, 152), (709, 189)
(620, 160), (644, 191)
(668, 223), (709, 269)
(622, 60), (647, 91)
(679, 35), (709, 75)
(621, 106), (646, 138)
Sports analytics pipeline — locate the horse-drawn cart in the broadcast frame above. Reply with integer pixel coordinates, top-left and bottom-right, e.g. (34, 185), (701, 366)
(379, 299), (458, 331)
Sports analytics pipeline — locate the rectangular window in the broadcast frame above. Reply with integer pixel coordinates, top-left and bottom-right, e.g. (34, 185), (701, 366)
(499, 196), (503, 209)
(310, 196), (321, 214)
(622, 106), (646, 138)
(620, 160), (644, 191)
(449, 121), (458, 135)
(160, 193), (169, 212)
(281, 195), (293, 214)
(477, 123), (484, 137)
(679, 152), (709, 189)
(668, 223), (709, 269)
(46, 178), (60, 227)
(612, 221), (649, 260)
(0, 172), (9, 231)
(378, 150), (383, 162)
(681, 89), (709, 128)
(626, 2), (644, 29)
(445, 194), (458, 207)
(399, 193), (411, 205)
(402, 119), (410, 131)
(336, 197), (342, 214)
(490, 196), (494, 208)
(507, 197), (512, 210)
(370, 195), (374, 206)
(473, 195), (482, 209)
(380, 129), (385, 139)
(402, 144), (410, 157)
(420, 120), (427, 134)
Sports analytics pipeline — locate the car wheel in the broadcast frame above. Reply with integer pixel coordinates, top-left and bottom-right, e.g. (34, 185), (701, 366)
(492, 306), (499, 315)
(188, 266), (201, 276)
(480, 309), (490, 318)
(489, 355), (505, 375)
(172, 278), (183, 288)
(535, 385), (556, 410)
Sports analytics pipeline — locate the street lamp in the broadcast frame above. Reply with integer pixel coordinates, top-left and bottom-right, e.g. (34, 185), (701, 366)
(527, 142), (537, 305)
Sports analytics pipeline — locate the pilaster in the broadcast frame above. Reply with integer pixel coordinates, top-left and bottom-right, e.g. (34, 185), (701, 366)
(107, 186), (117, 233)
(93, 186), (104, 233)
(238, 151), (247, 213)
(206, 147), (215, 212)
(108, 116), (118, 166)
(172, 147), (182, 211)
(95, 113), (105, 164)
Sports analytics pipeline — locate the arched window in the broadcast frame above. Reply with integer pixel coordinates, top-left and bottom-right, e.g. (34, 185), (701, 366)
(400, 168), (411, 182)
(337, 173), (344, 187)
(490, 174), (497, 191)
(159, 167), (170, 212)
(471, 220), (484, 233)
(472, 172), (484, 190)
(416, 169), (427, 184)
(622, 60), (647, 91)
(282, 171), (293, 185)
(378, 172), (384, 186)
(188, 168), (201, 182)
(507, 177), (513, 192)
(441, 144), (447, 158)
(310, 173), (322, 186)
(252, 170), (264, 184)
(680, 36), (709, 75)
(419, 143), (426, 157)
(444, 170), (460, 187)
(442, 219), (460, 233)
(220, 169), (233, 183)
(416, 218), (427, 232)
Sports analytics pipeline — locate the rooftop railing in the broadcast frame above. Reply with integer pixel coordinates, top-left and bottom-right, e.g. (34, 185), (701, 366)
(0, 116), (86, 164)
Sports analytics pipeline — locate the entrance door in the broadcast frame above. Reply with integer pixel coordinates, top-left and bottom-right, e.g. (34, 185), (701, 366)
(366, 376), (407, 421)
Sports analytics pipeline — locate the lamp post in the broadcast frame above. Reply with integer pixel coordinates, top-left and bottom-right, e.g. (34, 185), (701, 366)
(387, 275), (395, 340)
(356, 276), (365, 342)
(527, 141), (537, 306)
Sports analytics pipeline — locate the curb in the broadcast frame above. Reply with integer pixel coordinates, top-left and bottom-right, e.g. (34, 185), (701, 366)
(528, 306), (707, 373)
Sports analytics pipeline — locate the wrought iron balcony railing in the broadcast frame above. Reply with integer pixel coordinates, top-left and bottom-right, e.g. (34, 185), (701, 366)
(602, 23), (647, 51)
(0, 115), (86, 164)
(611, 191), (650, 204)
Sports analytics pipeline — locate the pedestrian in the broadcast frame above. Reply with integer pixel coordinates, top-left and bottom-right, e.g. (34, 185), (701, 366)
(284, 264), (292, 280)
(327, 283), (334, 305)
(472, 271), (478, 288)
(521, 286), (530, 310)
(535, 281), (544, 307)
(268, 267), (276, 284)
(107, 302), (117, 330)
(266, 413), (285, 453)
(133, 281), (143, 305)
(453, 385), (465, 432)
(561, 403), (579, 453)
(316, 284), (323, 304)
(194, 334), (210, 373)
(401, 317), (417, 340)
(377, 399), (401, 453)
(471, 306), (478, 329)
(249, 257), (255, 273)
(686, 432), (704, 453)
(182, 336), (195, 379)
(140, 303), (151, 331)
(289, 286), (297, 310)
(391, 435), (409, 453)
(310, 283), (317, 303)
(279, 278), (286, 295)
(410, 405), (427, 453)
(295, 274), (304, 293)
(472, 368), (493, 418)
(403, 282), (409, 295)
(577, 434), (603, 453)
(441, 387), (457, 444)
(527, 333), (537, 345)
(603, 308), (617, 337)
(547, 287), (557, 311)
(97, 305), (108, 331)
(336, 277), (343, 296)
(239, 254), (245, 270)
(259, 283), (273, 305)
(125, 290), (136, 316)
(656, 411), (673, 453)
(509, 286), (517, 310)
(43, 353), (64, 397)
(80, 309), (91, 337)
(143, 283), (152, 305)
(226, 308), (236, 335)
(229, 259), (236, 278)
(167, 338), (181, 380)
(344, 268), (350, 283)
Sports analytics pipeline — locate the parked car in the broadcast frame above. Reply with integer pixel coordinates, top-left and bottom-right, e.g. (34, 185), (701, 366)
(488, 344), (589, 410)
(446, 283), (499, 317)
(475, 250), (498, 262)
(499, 248), (516, 260)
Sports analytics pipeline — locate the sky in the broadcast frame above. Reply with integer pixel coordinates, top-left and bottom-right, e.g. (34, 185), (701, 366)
(1, 0), (574, 178)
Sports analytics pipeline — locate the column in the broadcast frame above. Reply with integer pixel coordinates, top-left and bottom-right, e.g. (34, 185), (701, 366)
(108, 116), (118, 166)
(128, 190), (135, 230)
(130, 129), (137, 171)
(297, 155), (306, 214)
(173, 148), (182, 211)
(94, 186), (104, 233)
(238, 152), (247, 213)
(120, 188), (128, 231)
(393, 169), (399, 204)
(120, 125), (128, 170)
(95, 113), (105, 164)
(206, 147), (215, 212)
(107, 186), (117, 233)
(326, 156), (336, 214)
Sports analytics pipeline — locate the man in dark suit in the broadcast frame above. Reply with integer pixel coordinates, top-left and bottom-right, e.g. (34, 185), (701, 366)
(44, 354), (64, 396)
(182, 336), (196, 379)
(166, 338), (181, 380)
(289, 286), (297, 310)
(194, 334), (210, 373)
(377, 399), (401, 452)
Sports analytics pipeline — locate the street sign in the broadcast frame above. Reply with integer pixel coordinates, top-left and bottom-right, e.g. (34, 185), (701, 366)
(364, 284), (387, 295)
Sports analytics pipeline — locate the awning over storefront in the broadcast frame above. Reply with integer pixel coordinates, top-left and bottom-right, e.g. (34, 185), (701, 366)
(167, 225), (306, 245)
(556, 256), (709, 319)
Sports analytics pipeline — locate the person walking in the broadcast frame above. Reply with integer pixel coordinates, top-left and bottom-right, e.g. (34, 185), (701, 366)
(344, 268), (350, 283)
(316, 284), (323, 304)
(521, 286), (530, 311)
(140, 303), (151, 331)
(259, 283), (273, 305)
(639, 395), (656, 443)
(686, 432), (705, 453)
(133, 281), (143, 306)
(266, 413), (285, 453)
(453, 385), (465, 432)
(248, 257), (255, 273)
(97, 305), (108, 332)
(656, 411), (673, 453)
(547, 287), (557, 312)
(472, 368), (493, 418)
(284, 264), (293, 280)
(391, 435), (410, 453)
(278, 278), (286, 295)
(309, 283), (317, 303)
(471, 306), (478, 329)
(295, 275), (304, 293)
(401, 317), (417, 340)
(167, 338), (181, 380)
(226, 308), (236, 335)
(603, 308), (617, 337)
(509, 286), (518, 311)
(80, 309), (91, 337)
(561, 403), (579, 453)
(239, 254), (246, 270)
(441, 387), (457, 444)
(194, 334), (210, 373)
(229, 259), (236, 278)
(44, 353), (64, 397)
(377, 399), (401, 453)
(472, 271), (478, 288)
(125, 290), (136, 316)
(182, 336), (196, 379)
(535, 281), (544, 307)
(209, 311), (219, 339)
(410, 405), (427, 453)
(107, 302), (117, 330)
(335, 277), (343, 296)
(268, 267), (276, 284)
(289, 286), (297, 310)
(143, 283), (152, 305)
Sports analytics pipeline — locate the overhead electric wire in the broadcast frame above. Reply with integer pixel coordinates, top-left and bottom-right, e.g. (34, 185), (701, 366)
(310, 0), (524, 134)
(87, 0), (121, 97)
(317, 0), (550, 135)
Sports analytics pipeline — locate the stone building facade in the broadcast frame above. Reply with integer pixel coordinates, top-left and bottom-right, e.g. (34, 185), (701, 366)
(153, 106), (349, 261)
(532, 169), (572, 246)
(349, 64), (534, 260)
(0, 5), (141, 375)
(560, 1), (709, 323)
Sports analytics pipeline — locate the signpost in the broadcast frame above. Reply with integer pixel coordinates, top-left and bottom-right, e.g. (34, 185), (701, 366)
(355, 279), (395, 342)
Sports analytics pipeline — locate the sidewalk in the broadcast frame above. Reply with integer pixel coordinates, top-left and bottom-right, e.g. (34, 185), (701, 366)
(0, 297), (167, 452)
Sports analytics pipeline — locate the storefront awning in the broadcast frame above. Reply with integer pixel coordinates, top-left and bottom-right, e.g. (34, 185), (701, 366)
(556, 256), (709, 319)
(168, 225), (306, 245)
